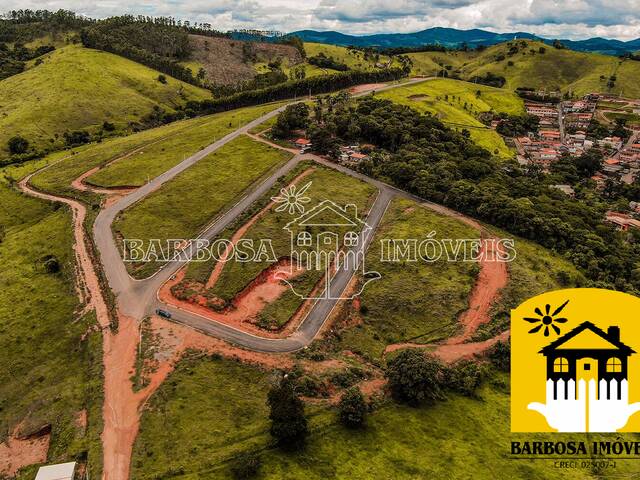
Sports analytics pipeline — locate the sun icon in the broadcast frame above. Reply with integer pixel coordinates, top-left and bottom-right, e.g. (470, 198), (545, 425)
(271, 181), (312, 214)
(523, 300), (569, 337)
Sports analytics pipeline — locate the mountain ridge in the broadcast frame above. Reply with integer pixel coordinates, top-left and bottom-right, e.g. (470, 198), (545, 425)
(288, 27), (640, 55)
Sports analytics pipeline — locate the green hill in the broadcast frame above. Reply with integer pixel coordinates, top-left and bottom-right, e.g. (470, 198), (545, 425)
(0, 44), (211, 162)
(377, 78), (523, 157)
(408, 40), (640, 97)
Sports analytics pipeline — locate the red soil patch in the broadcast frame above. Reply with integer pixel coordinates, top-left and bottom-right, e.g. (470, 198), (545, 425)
(349, 83), (388, 94)
(384, 330), (510, 363)
(162, 261), (305, 338)
(0, 427), (50, 477)
(446, 238), (508, 344)
(101, 312), (293, 480)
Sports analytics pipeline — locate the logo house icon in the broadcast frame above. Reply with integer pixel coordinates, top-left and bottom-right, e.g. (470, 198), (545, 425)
(511, 289), (640, 433)
(280, 199), (380, 300)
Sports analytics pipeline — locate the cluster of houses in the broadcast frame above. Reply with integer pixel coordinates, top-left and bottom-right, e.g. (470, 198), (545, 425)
(514, 102), (563, 165)
(515, 95), (639, 183)
(292, 138), (371, 164)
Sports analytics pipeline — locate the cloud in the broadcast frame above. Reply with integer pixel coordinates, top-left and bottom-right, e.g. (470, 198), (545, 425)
(1, 0), (639, 40)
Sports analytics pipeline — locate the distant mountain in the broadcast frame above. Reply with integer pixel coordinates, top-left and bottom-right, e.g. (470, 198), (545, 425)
(289, 27), (640, 55)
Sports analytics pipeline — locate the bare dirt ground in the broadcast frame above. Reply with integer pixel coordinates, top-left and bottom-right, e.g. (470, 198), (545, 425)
(246, 132), (299, 153)
(0, 428), (50, 477)
(188, 35), (302, 86)
(445, 238), (508, 344)
(349, 83), (388, 94)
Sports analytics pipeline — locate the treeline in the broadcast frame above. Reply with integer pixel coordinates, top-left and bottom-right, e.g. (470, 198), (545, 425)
(312, 96), (640, 292)
(515, 87), (561, 103)
(0, 9), (88, 43)
(182, 68), (406, 117)
(378, 44), (449, 55)
(470, 72), (506, 88)
(80, 18), (201, 86)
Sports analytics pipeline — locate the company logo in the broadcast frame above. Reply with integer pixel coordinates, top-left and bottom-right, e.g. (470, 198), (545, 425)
(511, 288), (640, 432)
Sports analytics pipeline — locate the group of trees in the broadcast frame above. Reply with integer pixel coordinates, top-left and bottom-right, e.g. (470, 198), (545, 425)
(495, 113), (540, 137)
(308, 52), (348, 71)
(297, 95), (640, 292)
(386, 349), (488, 406)
(471, 71), (506, 88)
(183, 68), (406, 118)
(271, 103), (310, 138)
(0, 42), (55, 80)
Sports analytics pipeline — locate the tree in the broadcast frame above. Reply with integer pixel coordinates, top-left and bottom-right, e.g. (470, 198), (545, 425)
(385, 349), (445, 406)
(575, 149), (603, 177)
(267, 376), (308, 447)
(271, 103), (310, 139)
(7, 135), (29, 155)
(338, 387), (367, 428)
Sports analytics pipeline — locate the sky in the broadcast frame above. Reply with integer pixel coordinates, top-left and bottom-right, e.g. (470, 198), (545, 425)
(4, 0), (640, 40)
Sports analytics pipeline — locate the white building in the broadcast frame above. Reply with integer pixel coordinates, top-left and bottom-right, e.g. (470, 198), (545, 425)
(35, 462), (77, 480)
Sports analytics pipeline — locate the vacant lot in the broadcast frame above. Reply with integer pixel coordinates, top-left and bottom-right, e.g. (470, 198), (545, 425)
(0, 44), (210, 162)
(377, 79), (522, 157)
(181, 164), (376, 329)
(31, 102), (286, 200)
(0, 163), (103, 478)
(336, 198), (480, 360)
(114, 136), (292, 278)
(131, 365), (633, 479)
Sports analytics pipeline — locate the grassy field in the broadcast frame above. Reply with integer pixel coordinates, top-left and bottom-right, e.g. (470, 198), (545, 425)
(305, 43), (393, 71)
(0, 45), (211, 162)
(114, 136), (292, 278)
(87, 103), (286, 188)
(377, 78), (522, 157)
(335, 198), (479, 360)
(130, 354), (331, 480)
(0, 162), (103, 478)
(408, 40), (640, 98)
(131, 363), (637, 479)
(30, 102), (287, 200)
(183, 163), (377, 329)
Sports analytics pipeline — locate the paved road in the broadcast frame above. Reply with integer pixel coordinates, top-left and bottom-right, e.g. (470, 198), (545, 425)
(90, 78), (430, 352)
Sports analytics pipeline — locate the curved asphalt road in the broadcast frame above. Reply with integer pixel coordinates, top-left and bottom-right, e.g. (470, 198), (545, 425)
(87, 78), (430, 352)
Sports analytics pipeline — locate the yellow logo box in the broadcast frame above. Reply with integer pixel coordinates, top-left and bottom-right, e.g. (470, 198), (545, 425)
(511, 288), (640, 432)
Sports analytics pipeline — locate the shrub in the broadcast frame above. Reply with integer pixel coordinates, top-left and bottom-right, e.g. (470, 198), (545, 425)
(8, 135), (29, 155)
(41, 255), (60, 274)
(338, 387), (367, 428)
(486, 340), (510, 371)
(443, 359), (486, 397)
(230, 452), (261, 479)
(385, 349), (445, 406)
